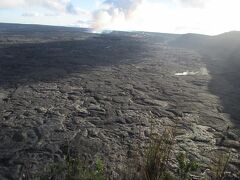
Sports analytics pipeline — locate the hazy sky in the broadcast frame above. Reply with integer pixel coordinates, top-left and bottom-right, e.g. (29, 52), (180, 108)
(0, 0), (239, 35)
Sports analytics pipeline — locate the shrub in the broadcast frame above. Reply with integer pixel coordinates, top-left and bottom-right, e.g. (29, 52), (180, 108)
(143, 129), (175, 180)
(211, 150), (231, 180)
(43, 156), (105, 180)
(176, 152), (199, 180)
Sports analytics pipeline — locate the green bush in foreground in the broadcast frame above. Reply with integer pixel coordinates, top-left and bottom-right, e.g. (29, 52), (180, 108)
(22, 128), (235, 180)
(176, 153), (198, 180)
(144, 129), (175, 180)
(43, 155), (105, 180)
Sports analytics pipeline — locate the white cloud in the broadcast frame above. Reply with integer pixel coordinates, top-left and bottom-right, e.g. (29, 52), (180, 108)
(91, 0), (143, 30)
(73, 20), (92, 28)
(0, 0), (25, 8)
(44, 12), (60, 17)
(177, 0), (206, 8)
(0, 0), (83, 15)
(1, 0), (240, 34)
(22, 12), (40, 17)
(89, 0), (240, 35)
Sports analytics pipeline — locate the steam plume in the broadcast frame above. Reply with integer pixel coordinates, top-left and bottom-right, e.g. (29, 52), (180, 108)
(91, 0), (142, 30)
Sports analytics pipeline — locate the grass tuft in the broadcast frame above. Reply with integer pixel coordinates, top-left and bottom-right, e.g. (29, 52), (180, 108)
(211, 150), (231, 180)
(144, 128), (175, 180)
(176, 152), (199, 180)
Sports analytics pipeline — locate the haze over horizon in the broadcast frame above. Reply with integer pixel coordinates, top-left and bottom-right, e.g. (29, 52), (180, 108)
(0, 0), (240, 35)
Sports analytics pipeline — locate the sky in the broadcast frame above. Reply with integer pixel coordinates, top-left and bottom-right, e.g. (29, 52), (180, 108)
(0, 0), (240, 35)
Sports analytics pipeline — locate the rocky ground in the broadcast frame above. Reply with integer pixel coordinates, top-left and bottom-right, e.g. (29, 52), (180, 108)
(0, 24), (239, 179)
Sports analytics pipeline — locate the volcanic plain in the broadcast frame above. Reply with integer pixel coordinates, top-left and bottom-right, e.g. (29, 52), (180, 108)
(0, 23), (239, 179)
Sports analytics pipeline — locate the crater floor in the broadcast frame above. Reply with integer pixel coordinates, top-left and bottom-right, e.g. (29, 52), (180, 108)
(0, 25), (239, 179)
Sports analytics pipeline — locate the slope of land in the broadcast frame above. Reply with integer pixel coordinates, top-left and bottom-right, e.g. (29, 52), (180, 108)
(170, 31), (240, 124)
(0, 23), (239, 179)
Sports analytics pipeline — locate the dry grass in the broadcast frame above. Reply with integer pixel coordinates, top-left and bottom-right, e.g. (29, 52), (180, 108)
(143, 128), (175, 180)
(211, 150), (231, 180)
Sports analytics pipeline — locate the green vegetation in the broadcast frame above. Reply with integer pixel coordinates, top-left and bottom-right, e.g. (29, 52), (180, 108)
(176, 153), (198, 180)
(143, 128), (200, 180)
(23, 129), (235, 180)
(44, 156), (105, 180)
(143, 129), (175, 180)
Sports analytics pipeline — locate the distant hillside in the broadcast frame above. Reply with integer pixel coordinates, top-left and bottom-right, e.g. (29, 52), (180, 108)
(0, 23), (90, 34)
(110, 31), (180, 44)
(1, 22), (240, 58)
(169, 33), (210, 50)
(169, 31), (240, 123)
(169, 31), (240, 58)
(0, 23), (95, 45)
